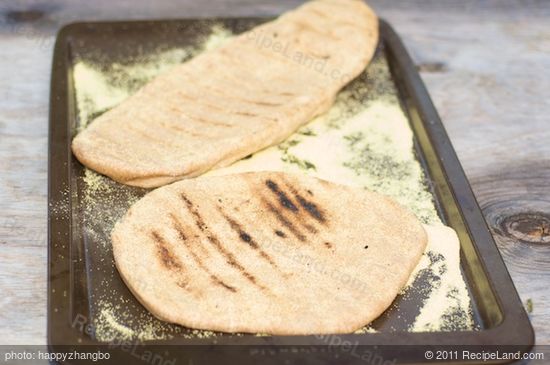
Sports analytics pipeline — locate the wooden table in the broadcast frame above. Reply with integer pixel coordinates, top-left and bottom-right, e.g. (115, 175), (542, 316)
(1, 0), (548, 349)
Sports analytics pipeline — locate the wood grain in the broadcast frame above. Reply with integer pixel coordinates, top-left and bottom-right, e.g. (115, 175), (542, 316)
(0, 0), (548, 349)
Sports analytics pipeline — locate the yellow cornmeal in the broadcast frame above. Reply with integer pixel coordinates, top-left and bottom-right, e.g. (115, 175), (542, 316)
(74, 23), (474, 341)
(73, 24), (231, 132)
(206, 102), (440, 225)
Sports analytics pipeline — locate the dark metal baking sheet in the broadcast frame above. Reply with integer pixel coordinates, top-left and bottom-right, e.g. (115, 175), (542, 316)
(48, 17), (534, 364)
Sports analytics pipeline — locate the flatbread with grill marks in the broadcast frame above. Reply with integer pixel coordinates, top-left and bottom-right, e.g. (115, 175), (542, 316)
(112, 171), (427, 334)
(72, 0), (379, 187)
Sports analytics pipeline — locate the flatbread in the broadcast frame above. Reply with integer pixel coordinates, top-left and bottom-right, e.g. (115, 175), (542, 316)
(72, 0), (379, 187)
(112, 172), (427, 334)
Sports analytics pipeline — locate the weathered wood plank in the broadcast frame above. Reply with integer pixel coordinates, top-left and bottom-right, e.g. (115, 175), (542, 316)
(388, 6), (550, 345)
(0, 0), (549, 348)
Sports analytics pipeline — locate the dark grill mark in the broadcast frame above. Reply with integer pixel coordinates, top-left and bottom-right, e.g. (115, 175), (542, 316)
(176, 84), (279, 122)
(275, 230), (286, 238)
(127, 124), (169, 144)
(240, 232), (252, 242)
(303, 223), (318, 234)
(324, 242), (333, 249)
(209, 233), (263, 288)
(214, 278), (237, 292)
(265, 179), (298, 212)
(279, 179), (327, 225)
(262, 199), (306, 242)
(192, 115), (233, 128)
(234, 111), (257, 117)
(232, 111), (279, 122)
(274, 180), (328, 235)
(159, 118), (205, 138)
(171, 216), (236, 293)
(220, 211), (279, 269)
(206, 86), (283, 108)
(295, 194), (326, 223)
(251, 100), (283, 107)
(180, 194), (208, 231)
(292, 19), (340, 41)
(173, 92), (233, 120)
(151, 231), (182, 271)
(180, 194), (266, 291)
(169, 213), (186, 240)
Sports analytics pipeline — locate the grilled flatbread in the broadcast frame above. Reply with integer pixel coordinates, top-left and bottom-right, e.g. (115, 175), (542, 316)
(72, 0), (379, 187)
(112, 172), (427, 334)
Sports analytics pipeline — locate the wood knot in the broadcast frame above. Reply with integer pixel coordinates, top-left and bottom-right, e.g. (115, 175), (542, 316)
(4, 9), (46, 23)
(500, 212), (550, 244)
(415, 61), (448, 73)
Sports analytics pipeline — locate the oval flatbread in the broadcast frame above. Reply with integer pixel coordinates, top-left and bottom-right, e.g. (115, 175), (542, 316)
(72, 0), (379, 187)
(112, 172), (427, 335)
